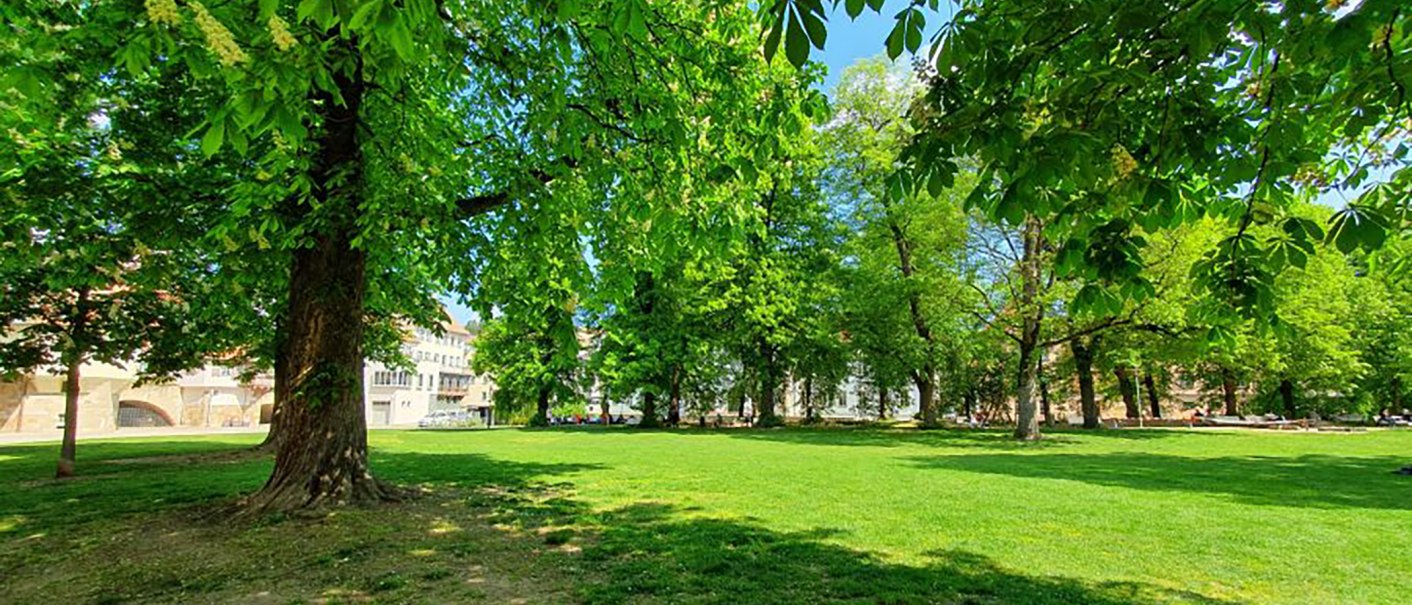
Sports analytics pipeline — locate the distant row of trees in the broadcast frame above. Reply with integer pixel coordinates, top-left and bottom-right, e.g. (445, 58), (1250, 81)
(471, 59), (1412, 432)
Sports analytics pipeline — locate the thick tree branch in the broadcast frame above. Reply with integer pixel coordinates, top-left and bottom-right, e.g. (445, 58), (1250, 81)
(453, 158), (579, 219)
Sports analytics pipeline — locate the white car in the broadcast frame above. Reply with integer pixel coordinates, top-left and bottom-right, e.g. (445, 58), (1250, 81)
(417, 410), (468, 428)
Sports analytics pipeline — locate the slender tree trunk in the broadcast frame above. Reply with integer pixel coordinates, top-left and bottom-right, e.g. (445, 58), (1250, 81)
(639, 391), (659, 428)
(1016, 342), (1039, 438)
(1038, 354), (1053, 427)
(1014, 217), (1044, 440)
(888, 219), (940, 428)
(56, 353), (83, 479)
(877, 387), (887, 420)
(600, 395), (611, 424)
(1221, 368), (1239, 416)
(536, 385), (551, 424)
(963, 389), (974, 418)
(803, 376), (815, 422)
(1115, 366), (1139, 419)
(1391, 377), (1404, 411)
(667, 366), (682, 426)
(757, 340), (781, 427)
(242, 37), (395, 512)
(55, 287), (90, 479)
(1279, 378), (1296, 418)
(1072, 337), (1099, 429)
(1143, 373), (1162, 419)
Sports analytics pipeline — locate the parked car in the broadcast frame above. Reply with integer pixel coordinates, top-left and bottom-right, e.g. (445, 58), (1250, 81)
(418, 410), (470, 428)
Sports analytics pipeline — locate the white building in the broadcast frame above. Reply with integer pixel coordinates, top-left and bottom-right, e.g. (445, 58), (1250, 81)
(362, 313), (496, 427)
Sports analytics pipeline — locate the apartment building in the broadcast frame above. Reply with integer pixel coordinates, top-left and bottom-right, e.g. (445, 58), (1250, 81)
(362, 313), (496, 426)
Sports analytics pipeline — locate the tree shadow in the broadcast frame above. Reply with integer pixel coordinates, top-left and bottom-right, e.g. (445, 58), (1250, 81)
(0, 440), (603, 539)
(536, 502), (1232, 605)
(904, 452), (1411, 511)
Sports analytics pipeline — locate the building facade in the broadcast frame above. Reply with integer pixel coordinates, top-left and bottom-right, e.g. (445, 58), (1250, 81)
(1, 308), (501, 436)
(0, 361), (273, 436)
(362, 313), (497, 426)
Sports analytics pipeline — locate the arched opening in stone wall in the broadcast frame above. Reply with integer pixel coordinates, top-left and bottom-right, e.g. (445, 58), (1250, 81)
(117, 400), (174, 428)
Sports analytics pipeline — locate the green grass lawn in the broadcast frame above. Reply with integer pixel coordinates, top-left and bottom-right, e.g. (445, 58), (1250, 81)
(2, 427), (1409, 604)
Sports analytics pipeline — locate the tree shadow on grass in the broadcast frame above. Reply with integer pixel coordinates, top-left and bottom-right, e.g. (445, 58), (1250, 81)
(554, 502), (1234, 605)
(0, 441), (603, 540)
(905, 452), (1411, 511)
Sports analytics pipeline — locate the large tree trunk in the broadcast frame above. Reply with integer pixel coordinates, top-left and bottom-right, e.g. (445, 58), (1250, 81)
(877, 387), (887, 420)
(1221, 368), (1240, 416)
(1115, 365), (1139, 419)
(242, 37), (395, 513)
(667, 366), (682, 426)
(639, 391), (659, 428)
(962, 389), (974, 418)
(55, 287), (90, 479)
(1279, 378), (1296, 418)
(1071, 337), (1099, 429)
(244, 230), (390, 511)
(1014, 218), (1044, 440)
(1143, 372), (1162, 419)
(914, 370), (937, 427)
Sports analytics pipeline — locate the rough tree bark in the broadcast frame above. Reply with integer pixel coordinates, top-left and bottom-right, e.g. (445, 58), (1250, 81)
(241, 36), (397, 513)
(639, 391), (659, 428)
(756, 339), (782, 427)
(1143, 373), (1162, 419)
(55, 286), (90, 479)
(536, 384), (551, 425)
(916, 377), (937, 426)
(1221, 367), (1240, 416)
(1014, 217), (1044, 440)
(1114, 365), (1139, 419)
(1071, 337), (1099, 429)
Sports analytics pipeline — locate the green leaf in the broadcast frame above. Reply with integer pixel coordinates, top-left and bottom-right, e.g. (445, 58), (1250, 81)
(845, 0), (865, 19)
(784, 10), (810, 67)
(885, 15), (905, 59)
(349, 0), (382, 30)
(762, 13), (783, 63)
(201, 121), (225, 156)
(1327, 205), (1389, 254)
(801, 9), (827, 50)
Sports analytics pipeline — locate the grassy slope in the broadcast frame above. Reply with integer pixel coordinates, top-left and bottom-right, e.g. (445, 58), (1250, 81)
(1, 427), (1409, 604)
